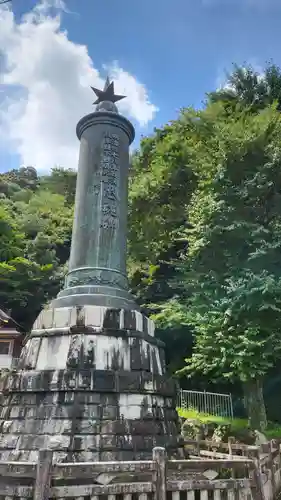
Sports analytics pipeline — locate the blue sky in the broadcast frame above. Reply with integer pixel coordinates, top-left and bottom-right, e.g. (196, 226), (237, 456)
(0, 0), (280, 173)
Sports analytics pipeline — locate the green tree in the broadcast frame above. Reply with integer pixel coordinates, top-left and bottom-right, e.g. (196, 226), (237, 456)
(0, 257), (61, 330)
(0, 166), (38, 194)
(128, 125), (196, 370)
(40, 167), (77, 205)
(169, 102), (281, 430)
(0, 178), (72, 329)
(208, 63), (281, 113)
(0, 206), (24, 261)
(128, 126), (196, 262)
(16, 190), (73, 264)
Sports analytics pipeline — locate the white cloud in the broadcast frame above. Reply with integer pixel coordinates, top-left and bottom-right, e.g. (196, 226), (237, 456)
(0, 0), (158, 171)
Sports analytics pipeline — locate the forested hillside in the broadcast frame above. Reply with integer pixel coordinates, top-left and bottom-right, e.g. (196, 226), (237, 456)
(2, 64), (281, 429)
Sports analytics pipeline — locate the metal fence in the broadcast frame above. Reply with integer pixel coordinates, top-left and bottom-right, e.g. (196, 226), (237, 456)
(177, 389), (234, 419)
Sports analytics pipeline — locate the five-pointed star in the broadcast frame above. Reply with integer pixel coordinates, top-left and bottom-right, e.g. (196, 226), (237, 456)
(91, 77), (126, 105)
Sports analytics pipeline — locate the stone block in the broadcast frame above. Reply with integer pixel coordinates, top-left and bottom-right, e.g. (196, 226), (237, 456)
(75, 305), (86, 327)
(100, 434), (118, 450)
(116, 434), (136, 450)
(36, 405), (70, 420)
(77, 370), (92, 389)
(93, 370), (116, 392)
(0, 394), (9, 407)
(142, 314), (148, 334)
(100, 419), (128, 435)
(9, 373), (21, 391)
(0, 406), (10, 420)
(130, 338), (142, 371)
(0, 434), (18, 449)
(77, 419), (100, 434)
(79, 405), (101, 419)
(118, 370), (142, 392)
(159, 347), (166, 373)
(150, 345), (161, 374)
(82, 335), (96, 368)
(76, 392), (101, 405)
(103, 308), (121, 329)
(23, 337), (41, 369)
(100, 394), (118, 406)
(37, 336), (71, 370)
(0, 373), (9, 393)
(163, 396), (174, 408)
(84, 305), (104, 328)
(57, 392), (75, 405)
(39, 370), (53, 391)
(164, 420), (180, 436)
(147, 317), (155, 336)
(10, 394), (34, 406)
(8, 406), (25, 419)
(123, 309), (136, 330)
(0, 420), (13, 433)
(155, 375), (177, 396)
(61, 370), (78, 390)
(129, 419), (163, 436)
(64, 451), (100, 462)
(72, 435), (100, 451)
(66, 334), (83, 368)
(40, 308), (54, 329)
(18, 434), (47, 450)
(53, 307), (72, 329)
(48, 435), (71, 450)
(164, 408), (179, 421)
(99, 451), (118, 460)
(135, 311), (143, 333)
(101, 405), (119, 420)
(25, 406), (38, 419)
(141, 341), (151, 372)
(141, 372), (156, 393)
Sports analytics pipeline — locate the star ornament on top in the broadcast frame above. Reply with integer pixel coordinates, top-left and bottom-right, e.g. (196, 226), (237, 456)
(91, 77), (126, 105)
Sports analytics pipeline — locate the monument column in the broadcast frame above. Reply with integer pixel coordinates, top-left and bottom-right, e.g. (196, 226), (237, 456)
(0, 79), (179, 462)
(55, 79), (137, 310)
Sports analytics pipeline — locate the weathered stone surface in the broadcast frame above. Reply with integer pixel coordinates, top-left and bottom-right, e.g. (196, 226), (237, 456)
(0, 311), (179, 460)
(33, 305), (155, 337)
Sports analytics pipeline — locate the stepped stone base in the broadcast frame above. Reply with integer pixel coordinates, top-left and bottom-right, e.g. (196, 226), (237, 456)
(0, 306), (180, 462)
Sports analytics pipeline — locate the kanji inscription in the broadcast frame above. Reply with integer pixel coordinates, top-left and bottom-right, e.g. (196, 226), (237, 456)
(100, 131), (120, 230)
(79, 132), (120, 230)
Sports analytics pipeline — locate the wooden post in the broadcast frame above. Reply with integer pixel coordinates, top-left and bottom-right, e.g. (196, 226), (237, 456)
(228, 436), (234, 457)
(271, 439), (280, 493)
(247, 446), (265, 500)
(261, 442), (276, 497)
(33, 448), (53, 500)
(153, 447), (167, 500)
(269, 440), (277, 496)
(276, 440), (281, 491)
(196, 433), (201, 456)
(228, 437), (235, 479)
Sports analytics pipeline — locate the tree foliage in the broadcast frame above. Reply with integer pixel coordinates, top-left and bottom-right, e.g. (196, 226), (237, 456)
(161, 87), (281, 428)
(0, 167), (73, 329)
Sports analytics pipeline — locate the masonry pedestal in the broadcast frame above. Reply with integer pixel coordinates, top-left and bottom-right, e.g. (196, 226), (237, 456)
(0, 305), (179, 462)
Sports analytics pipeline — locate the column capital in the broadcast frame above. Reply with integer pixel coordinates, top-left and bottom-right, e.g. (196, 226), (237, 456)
(76, 111), (135, 144)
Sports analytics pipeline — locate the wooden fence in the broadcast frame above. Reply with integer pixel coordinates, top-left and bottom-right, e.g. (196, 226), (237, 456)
(0, 440), (280, 500)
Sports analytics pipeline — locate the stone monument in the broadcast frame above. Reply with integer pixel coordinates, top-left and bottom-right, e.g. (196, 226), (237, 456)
(0, 79), (179, 462)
